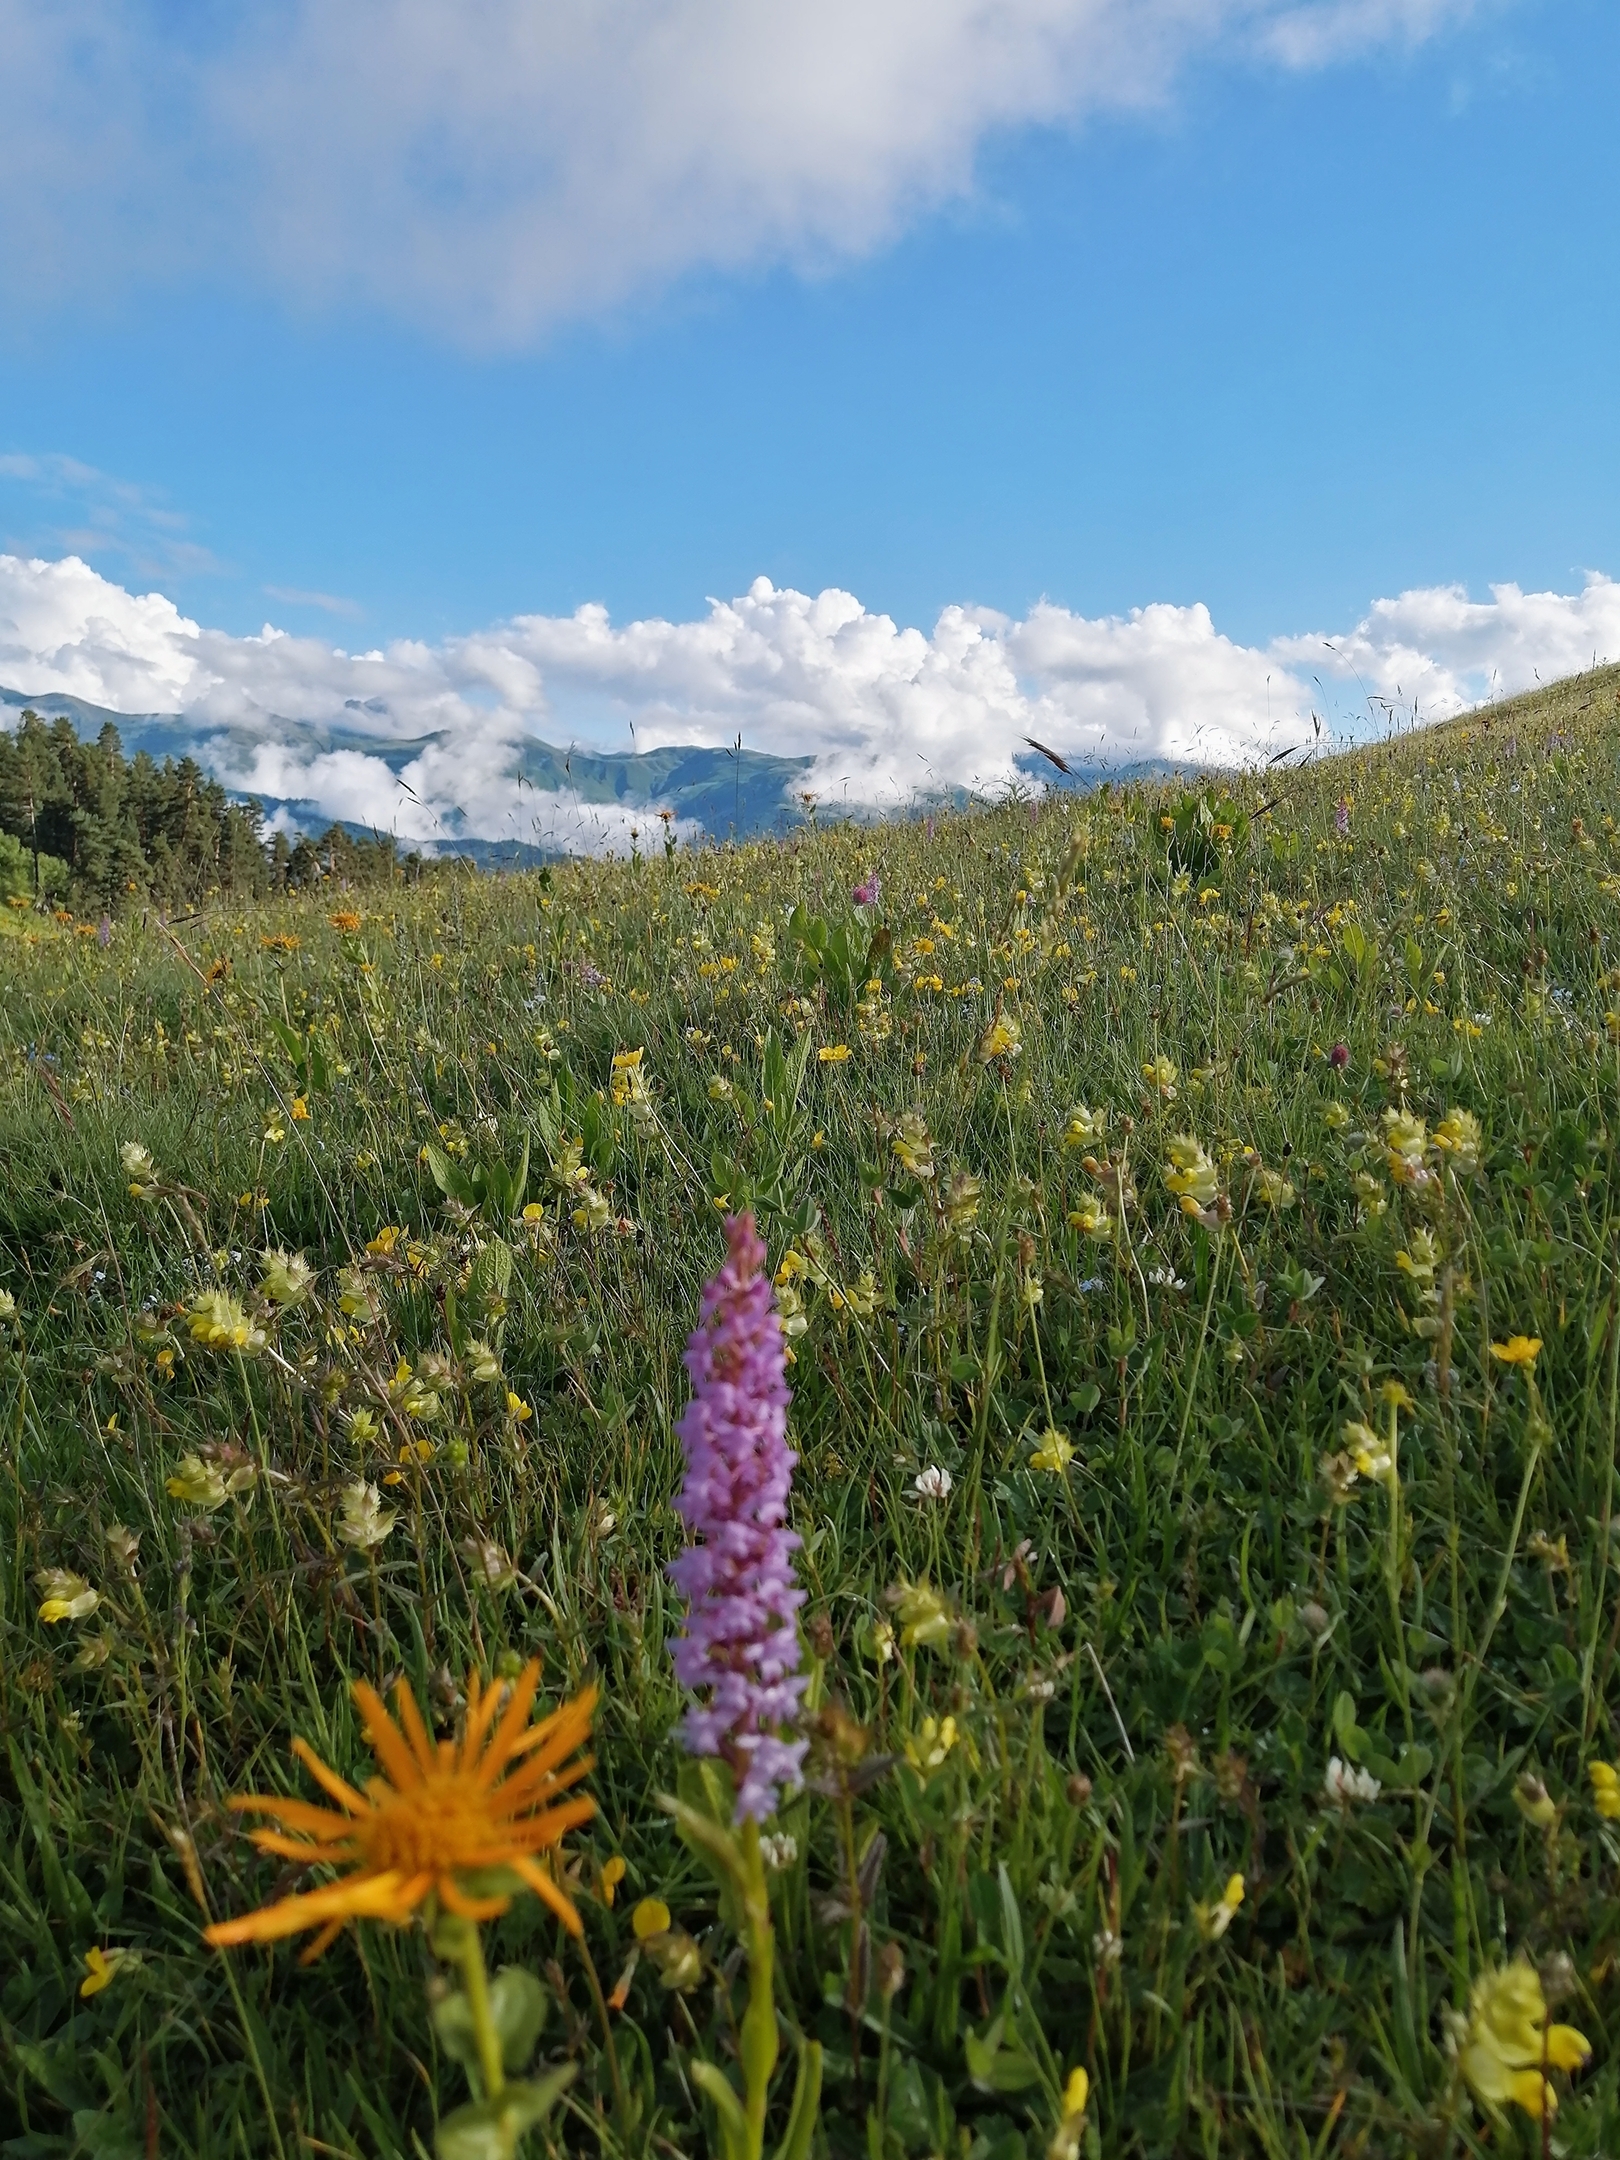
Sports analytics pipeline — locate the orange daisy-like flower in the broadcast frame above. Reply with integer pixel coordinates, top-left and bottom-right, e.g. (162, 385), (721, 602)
(205, 1662), (596, 1963)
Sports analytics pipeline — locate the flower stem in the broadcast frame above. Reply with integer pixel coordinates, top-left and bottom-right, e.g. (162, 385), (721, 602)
(738, 1816), (779, 2160)
(454, 1921), (505, 2101)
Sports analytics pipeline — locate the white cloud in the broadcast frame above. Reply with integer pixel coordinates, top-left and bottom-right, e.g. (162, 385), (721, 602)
(0, 0), (1491, 340)
(4, 552), (1613, 853)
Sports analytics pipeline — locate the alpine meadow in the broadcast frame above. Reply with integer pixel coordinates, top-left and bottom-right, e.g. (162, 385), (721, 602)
(7, 661), (1620, 2160)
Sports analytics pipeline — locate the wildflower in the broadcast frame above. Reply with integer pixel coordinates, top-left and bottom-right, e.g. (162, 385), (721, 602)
(1062, 1105), (1106, 1149)
(610, 1046), (649, 1107)
(1029, 1427), (1075, 1474)
(978, 1012), (1022, 1062)
(1353, 1169), (1389, 1219)
(260, 1249), (314, 1306)
(262, 1110), (287, 1144)
(167, 1453), (256, 1510)
(891, 1111), (935, 1179)
(337, 1268), (382, 1324)
(1395, 1227), (1442, 1287)
(1589, 1762), (1620, 1818)
(506, 1391), (534, 1423)
(667, 1213), (808, 1822)
(1344, 1419), (1394, 1486)
(1143, 1054), (1179, 1100)
(1048, 2068), (1091, 2160)
(633, 1896), (672, 1939)
(1192, 1873), (1245, 1943)
(1382, 1108), (1431, 1187)
(853, 873), (882, 906)
(1455, 1962), (1590, 2121)
(1432, 1107), (1483, 1175)
(1324, 1100), (1350, 1130)
(1323, 1757), (1381, 1806)
(338, 1481), (397, 1550)
(598, 1855), (626, 1906)
(942, 1169), (983, 1235)
(759, 1832), (798, 1870)
(80, 1945), (142, 1997)
(818, 1043), (852, 1064)
(205, 1662), (597, 1956)
(1067, 1196), (1112, 1238)
(36, 1570), (99, 1624)
(1329, 1041), (1349, 1070)
(891, 1580), (952, 1649)
(328, 910), (362, 934)
(1491, 1336), (1542, 1369)
(913, 1465), (953, 1501)
(188, 1291), (266, 1356)
(290, 1096), (310, 1122)
(1513, 1774), (1558, 1829)
(904, 1716), (958, 1778)
(1164, 1134), (1219, 1209)
(1254, 1166), (1297, 1209)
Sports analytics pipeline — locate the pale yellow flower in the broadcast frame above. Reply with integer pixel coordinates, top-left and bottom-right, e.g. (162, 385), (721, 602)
(1457, 1962), (1590, 2121)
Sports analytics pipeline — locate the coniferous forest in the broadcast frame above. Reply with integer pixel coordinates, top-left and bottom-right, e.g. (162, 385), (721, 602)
(0, 710), (406, 911)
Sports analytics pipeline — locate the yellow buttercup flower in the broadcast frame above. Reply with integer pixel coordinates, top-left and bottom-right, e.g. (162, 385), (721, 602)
(1589, 1762), (1620, 1819)
(205, 1662), (597, 1961)
(1491, 1336), (1542, 1368)
(1457, 1962), (1590, 2121)
(818, 1043), (852, 1064)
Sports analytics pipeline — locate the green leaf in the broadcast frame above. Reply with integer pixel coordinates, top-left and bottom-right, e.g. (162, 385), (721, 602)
(996, 1864), (1025, 1981)
(774, 2039), (825, 2160)
(690, 2062), (751, 2160)
(434, 2066), (576, 2160)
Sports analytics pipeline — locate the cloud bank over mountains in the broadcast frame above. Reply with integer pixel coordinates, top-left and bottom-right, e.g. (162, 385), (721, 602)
(3, 551), (1615, 854)
(1, 0), (1492, 340)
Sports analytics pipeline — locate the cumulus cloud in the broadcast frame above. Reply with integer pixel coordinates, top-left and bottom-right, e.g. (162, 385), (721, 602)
(0, 0), (1491, 339)
(4, 551), (1615, 851)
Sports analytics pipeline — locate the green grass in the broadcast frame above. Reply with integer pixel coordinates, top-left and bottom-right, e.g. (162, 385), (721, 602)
(4, 665), (1620, 2159)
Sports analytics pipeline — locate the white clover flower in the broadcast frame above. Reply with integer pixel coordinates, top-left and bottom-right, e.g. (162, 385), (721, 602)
(913, 1465), (953, 1501)
(1323, 1756), (1382, 1806)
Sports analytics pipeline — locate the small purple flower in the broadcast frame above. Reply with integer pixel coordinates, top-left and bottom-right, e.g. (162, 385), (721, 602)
(853, 872), (881, 908)
(668, 1213), (807, 1821)
(1334, 797), (1351, 838)
(97, 915), (113, 947)
(1329, 1041), (1349, 1070)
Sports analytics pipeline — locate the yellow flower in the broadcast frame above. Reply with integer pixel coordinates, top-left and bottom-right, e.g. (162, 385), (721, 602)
(1589, 1762), (1620, 1819)
(905, 1715), (959, 1777)
(1029, 1427), (1075, 1474)
(80, 1945), (142, 1997)
(1491, 1336), (1542, 1368)
(506, 1391), (534, 1423)
(290, 1096), (310, 1122)
(338, 1480), (396, 1550)
(818, 1043), (852, 1064)
(1062, 1105), (1106, 1149)
(600, 1855), (627, 1905)
(188, 1290), (267, 1356)
(260, 1248), (314, 1305)
(1458, 1962), (1590, 2121)
(1164, 1134), (1219, 1208)
(891, 1112), (935, 1179)
(1061, 2068), (1089, 2119)
(1143, 1054), (1178, 1100)
(892, 1579), (952, 1649)
(977, 1012), (1023, 1062)
(610, 1047), (649, 1106)
(205, 1662), (597, 1959)
(1192, 1873), (1245, 1942)
(1432, 1107), (1483, 1174)
(35, 1569), (100, 1625)
(328, 910), (362, 934)
(1382, 1108), (1430, 1186)
(167, 1453), (257, 1510)
(633, 1896), (672, 1940)
(1067, 1197), (1112, 1238)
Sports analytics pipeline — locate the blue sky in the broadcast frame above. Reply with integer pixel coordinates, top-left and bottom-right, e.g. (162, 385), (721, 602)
(1, 0), (1612, 648)
(0, 0), (1617, 846)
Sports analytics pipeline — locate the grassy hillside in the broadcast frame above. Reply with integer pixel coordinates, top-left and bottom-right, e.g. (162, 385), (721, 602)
(3, 664), (1620, 2159)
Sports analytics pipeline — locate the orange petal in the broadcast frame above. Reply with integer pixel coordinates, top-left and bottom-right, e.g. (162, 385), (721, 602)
(490, 1748), (596, 1814)
(510, 1853), (584, 1937)
(499, 1795), (599, 1851)
(233, 1792), (362, 1839)
(246, 1830), (360, 1863)
(473, 1661), (544, 1784)
(290, 1737), (372, 1816)
(437, 1876), (512, 1922)
(351, 1681), (425, 1792)
(392, 1675), (441, 1776)
(296, 1917), (350, 1965)
(204, 1869), (413, 1947)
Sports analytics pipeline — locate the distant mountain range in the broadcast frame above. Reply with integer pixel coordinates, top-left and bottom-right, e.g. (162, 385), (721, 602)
(1, 684), (820, 850)
(2, 684), (1170, 858)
